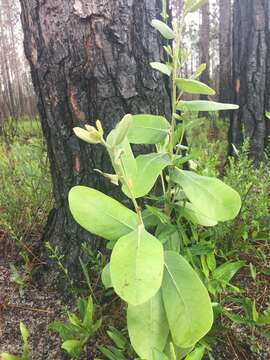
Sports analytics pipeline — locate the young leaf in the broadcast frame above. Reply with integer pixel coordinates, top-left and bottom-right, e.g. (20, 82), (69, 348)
(150, 62), (172, 77)
(110, 226), (164, 305)
(265, 112), (270, 120)
(69, 186), (138, 241)
(162, 251), (213, 348)
(48, 322), (80, 341)
(187, 0), (208, 13)
(122, 153), (171, 199)
(109, 114), (133, 146)
(177, 100), (239, 112)
(1, 355), (21, 360)
(127, 290), (169, 359)
(101, 263), (112, 289)
(212, 261), (245, 284)
(107, 134), (137, 183)
(151, 19), (175, 40)
(62, 339), (83, 358)
(185, 346), (205, 360)
(192, 63), (206, 79)
(127, 114), (170, 144)
(172, 168), (241, 222)
(176, 78), (215, 95)
(82, 296), (94, 329)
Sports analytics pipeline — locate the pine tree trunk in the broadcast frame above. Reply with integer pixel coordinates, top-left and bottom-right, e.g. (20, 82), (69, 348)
(199, 2), (210, 93)
(219, 0), (232, 104)
(229, 0), (270, 162)
(19, 0), (171, 279)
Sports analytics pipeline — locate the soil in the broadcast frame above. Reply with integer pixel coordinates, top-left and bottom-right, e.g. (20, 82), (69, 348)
(0, 233), (269, 360)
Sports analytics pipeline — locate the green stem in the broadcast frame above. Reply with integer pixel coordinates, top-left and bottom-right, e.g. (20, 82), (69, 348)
(165, 17), (185, 215)
(119, 155), (144, 226)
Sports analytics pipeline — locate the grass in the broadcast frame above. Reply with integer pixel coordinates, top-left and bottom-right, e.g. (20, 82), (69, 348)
(0, 117), (52, 250)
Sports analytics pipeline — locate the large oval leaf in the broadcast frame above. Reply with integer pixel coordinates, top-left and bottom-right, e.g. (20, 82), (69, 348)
(127, 290), (169, 359)
(176, 78), (215, 96)
(122, 153), (171, 199)
(69, 186), (138, 241)
(162, 251), (213, 348)
(128, 115), (170, 144)
(180, 202), (218, 227)
(172, 168), (241, 221)
(110, 226), (164, 305)
(151, 19), (175, 40)
(176, 100), (239, 112)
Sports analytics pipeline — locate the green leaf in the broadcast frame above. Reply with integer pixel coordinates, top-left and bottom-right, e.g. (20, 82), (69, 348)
(192, 63), (206, 79)
(152, 349), (169, 360)
(265, 112), (270, 120)
(151, 19), (175, 40)
(69, 186), (138, 241)
(83, 296), (94, 328)
(127, 290), (169, 359)
(107, 135), (137, 183)
(172, 168), (241, 222)
(48, 322), (80, 341)
(187, 0), (209, 13)
(185, 346), (205, 360)
(110, 226), (164, 305)
(62, 339), (83, 358)
(176, 78), (215, 95)
(150, 62), (172, 76)
(109, 114), (133, 146)
(180, 202), (218, 227)
(127, 114), (170, 144)
(122, 153), (171, 199)
(20, 322), (29, 347)
(177, 100), (239, 112)
(101, 263), (112, 289)
(162, 251), (213, 348)
(212, 261), (245, 284)
(1, 354), (21, 360)
(107, 327), (127, 349)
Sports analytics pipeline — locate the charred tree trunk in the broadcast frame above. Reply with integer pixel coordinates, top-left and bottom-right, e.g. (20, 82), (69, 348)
(229, 0), (270, 162)
(219, 0), (232, 105)
(19, 0), (171, 278)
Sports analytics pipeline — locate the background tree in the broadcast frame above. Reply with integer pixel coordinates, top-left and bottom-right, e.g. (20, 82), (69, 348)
(199, 1), (210, 94)
(219, 0), (232, 104)
(19, 0), (171, 276)
(229, 0), (270, 162)
(0, 0), (36, 127)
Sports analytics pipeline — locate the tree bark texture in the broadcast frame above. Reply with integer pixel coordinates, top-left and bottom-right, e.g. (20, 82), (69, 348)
(19, 0), (171, 276)
(219, 0), (232, 104)
(229, 0), (270, 161)
(199, 2), (210, 95)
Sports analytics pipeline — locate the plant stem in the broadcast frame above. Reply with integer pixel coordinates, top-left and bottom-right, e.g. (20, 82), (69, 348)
(119, 155), (144, 226)
(165, 17), (185, 215)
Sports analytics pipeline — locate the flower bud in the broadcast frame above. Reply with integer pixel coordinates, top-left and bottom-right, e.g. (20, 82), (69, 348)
(73, 127), (102, 144)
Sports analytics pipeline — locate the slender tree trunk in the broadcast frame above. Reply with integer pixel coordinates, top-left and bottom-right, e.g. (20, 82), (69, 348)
(19, 0), (171, 279)
(229, 0), (270, 162)
(199, 2), (210, 94)
(219, 0), (232, 105)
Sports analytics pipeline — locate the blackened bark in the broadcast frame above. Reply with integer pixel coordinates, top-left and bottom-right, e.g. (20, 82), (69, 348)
(219, 0), (232, 104)
(229, 0), (270, 162)
(19, 0), (171, 279)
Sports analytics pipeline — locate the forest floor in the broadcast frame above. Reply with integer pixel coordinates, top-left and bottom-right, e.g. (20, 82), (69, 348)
(0, 233), (269, 360)
(0, 119), (269, 360)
